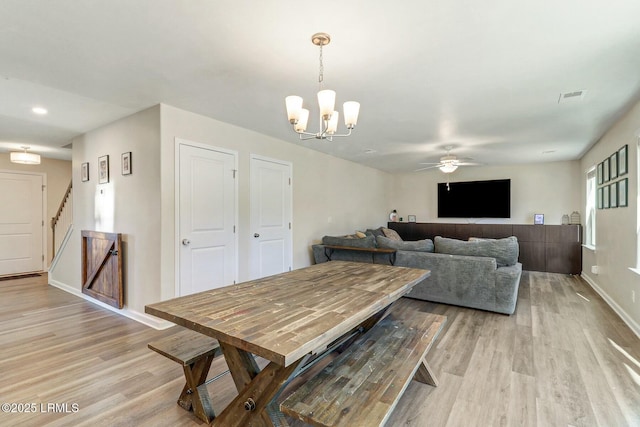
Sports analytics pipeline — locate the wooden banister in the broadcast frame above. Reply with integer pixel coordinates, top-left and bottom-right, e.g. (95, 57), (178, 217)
(51, 181), (72, 258)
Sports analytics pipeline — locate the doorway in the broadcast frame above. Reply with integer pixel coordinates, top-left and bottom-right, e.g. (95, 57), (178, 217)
(249, 155), (293, 279)
(0, 171), (45, 276)
(176, 140), (238, 296)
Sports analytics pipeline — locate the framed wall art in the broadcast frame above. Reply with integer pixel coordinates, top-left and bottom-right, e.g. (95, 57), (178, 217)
(98, 155), (109, 184)
(603, 184), (610, 208)
(603, 157), (610, 183)
(407, 215), (416, 222)
(610, 152), (618, 180)
(610, 182), (618, 208)
(122, 152), (132, 175)
(534, 214), (544, 225)
(597, 187), (603, 209)
(81, 162), (89, 182)
(597, 162), (603, 185)
(618, 144), (628, 176)
(619, 178), (628, 207)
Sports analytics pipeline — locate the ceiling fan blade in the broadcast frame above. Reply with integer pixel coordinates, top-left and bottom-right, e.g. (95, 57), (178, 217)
(457, 162), (481, 166)
(418, 162), (442, 165)
(414, 164), (442, 172)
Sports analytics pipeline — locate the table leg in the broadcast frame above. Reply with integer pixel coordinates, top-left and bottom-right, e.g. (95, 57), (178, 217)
(178, 353), (216, 423)
(212, 351), (304, 427)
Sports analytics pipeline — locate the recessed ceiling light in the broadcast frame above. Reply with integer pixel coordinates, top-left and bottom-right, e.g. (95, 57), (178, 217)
(32, 107), (48, 115)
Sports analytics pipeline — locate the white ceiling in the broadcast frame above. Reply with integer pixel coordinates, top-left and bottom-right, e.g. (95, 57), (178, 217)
(1, 1), (639, 172)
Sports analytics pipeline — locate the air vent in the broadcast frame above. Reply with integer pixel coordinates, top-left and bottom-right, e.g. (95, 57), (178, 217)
(558, 90), (587, 104)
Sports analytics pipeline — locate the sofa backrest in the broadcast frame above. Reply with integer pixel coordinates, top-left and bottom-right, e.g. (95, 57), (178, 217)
(434, 236), (519, 267)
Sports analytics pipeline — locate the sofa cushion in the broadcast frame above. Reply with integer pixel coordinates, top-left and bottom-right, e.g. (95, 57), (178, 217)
(322, 235), (376, 248)
(377, 235), (434, 252)
(365, 227), (385, 237)
(381, 227), (403, 241)
(434, 236), (518, 266)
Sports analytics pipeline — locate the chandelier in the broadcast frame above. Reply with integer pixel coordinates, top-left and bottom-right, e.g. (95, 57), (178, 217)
(285, 33), (360, 141)
(10, 146), (41, 165)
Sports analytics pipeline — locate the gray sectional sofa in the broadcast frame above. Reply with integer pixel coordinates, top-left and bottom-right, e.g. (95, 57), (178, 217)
(312, 231), (522, 315)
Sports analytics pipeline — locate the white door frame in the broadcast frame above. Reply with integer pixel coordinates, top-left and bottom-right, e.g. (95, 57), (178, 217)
(0, 169), (47, 273)
(174, 138), (238, 297)
(249, 154), (293, 278)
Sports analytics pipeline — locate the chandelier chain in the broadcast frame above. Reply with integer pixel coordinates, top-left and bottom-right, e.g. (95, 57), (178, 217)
(318, 43), (324, 88)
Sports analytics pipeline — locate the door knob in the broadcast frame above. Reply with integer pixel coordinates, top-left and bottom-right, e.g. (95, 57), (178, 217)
(182, 239), (191, 246)
(254, 233), (260, 238)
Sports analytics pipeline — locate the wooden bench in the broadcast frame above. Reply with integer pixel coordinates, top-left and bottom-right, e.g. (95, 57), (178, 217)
(148, 327), (223, 423)
(280, 298), (446, 427)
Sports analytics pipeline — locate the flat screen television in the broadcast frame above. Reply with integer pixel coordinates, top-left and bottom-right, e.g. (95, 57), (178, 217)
(438, 179), (511, 218)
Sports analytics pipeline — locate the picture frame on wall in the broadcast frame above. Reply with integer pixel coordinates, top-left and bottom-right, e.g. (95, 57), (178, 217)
(597, 162), (604, 185)
(619, 178), (628, 207)
(98, 155), (109, 184)
(618, 144), (628, 176)
(534, 214), (544, 225)
(597, 187), (603, 209)
(408, 215), (416, 222)
(603, 157), (610, 183)
(603, 184), (610, 208)
(610, 152), (618, 180)
(610, 182), (618, 208)
(81, 162), (89, 182)
(122, 152), (132, 175)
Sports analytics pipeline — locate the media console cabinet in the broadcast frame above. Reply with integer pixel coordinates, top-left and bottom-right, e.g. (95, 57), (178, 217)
(387, 222), (582, 275)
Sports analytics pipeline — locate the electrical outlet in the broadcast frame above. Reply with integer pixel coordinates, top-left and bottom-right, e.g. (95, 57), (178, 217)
(591, 265), (599, 274)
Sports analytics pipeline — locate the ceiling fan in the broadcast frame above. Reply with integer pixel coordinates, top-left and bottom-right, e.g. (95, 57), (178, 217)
(414, 145), (480, 173)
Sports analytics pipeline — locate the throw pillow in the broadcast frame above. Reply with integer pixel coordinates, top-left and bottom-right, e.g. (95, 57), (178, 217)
(355, 231), (367, 238)
(434, 236), (518, 266)
(365, 227), (385, 237)
(382, 227), (403, 241)
(322, 235), (376, 248)
(376, 235), (434, 252)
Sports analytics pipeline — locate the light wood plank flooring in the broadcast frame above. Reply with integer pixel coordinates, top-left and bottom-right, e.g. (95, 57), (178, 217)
(0, 272), (638, 426)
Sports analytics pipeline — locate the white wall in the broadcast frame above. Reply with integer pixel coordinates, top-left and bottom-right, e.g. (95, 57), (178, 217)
(580, 100), (640, 334)
(390, 160), (581, 225)
(49, 106), (162, 324)
(159, 104), (392, 301)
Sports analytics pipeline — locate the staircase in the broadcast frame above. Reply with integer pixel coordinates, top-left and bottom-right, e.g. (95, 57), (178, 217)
(51, 181), (72, 259)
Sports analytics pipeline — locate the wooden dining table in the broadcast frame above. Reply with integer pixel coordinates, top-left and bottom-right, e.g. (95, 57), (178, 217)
(145, 260), (431, 426)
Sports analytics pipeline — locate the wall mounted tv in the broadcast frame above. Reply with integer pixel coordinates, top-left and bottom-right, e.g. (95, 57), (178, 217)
(438, 179), (511, 218)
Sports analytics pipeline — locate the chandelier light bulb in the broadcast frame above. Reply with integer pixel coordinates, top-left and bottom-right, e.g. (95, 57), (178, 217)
(285, 96), (303, 124)
(317, 90), (336, 120)
(294, 109), (309, 132)
(343, 101), (360, 128)
(327, 111), (339, 134)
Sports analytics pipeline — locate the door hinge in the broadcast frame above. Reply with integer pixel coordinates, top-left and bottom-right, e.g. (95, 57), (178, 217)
(42, 185), (46, 191)
(42, 254), (44, 261)
(42, 220), (44, 226)
(289, 177), (291, 185)
(289, 222), (291, 230)
(233, 225), (236, 233)
(232, 169), (237, 178)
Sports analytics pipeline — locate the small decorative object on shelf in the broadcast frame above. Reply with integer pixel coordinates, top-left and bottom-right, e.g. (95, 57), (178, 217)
(562, 214), (569, 225)
(570, 211), (580, 225)
(408, 215), (417, 222)
(389, 210), (399, 222)
(534, 214), (544, 225)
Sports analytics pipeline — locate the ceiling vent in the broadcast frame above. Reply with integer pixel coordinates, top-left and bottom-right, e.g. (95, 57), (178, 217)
(558, 90), (587, 104)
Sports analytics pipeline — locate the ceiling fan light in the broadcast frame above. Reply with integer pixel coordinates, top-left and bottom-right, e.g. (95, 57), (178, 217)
(439, 163), (458, 173)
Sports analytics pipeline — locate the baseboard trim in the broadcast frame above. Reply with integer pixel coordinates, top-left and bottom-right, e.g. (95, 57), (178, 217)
(48, 279), (175, 330)
(580, 273), (640, 339)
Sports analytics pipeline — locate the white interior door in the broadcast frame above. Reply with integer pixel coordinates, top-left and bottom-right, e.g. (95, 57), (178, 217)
(178, 142), (237, 296)
(250, 155), (292, 279)
(0, 171), (44, 275)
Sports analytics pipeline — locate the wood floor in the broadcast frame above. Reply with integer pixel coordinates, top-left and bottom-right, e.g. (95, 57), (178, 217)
(0, 272), (638, 426)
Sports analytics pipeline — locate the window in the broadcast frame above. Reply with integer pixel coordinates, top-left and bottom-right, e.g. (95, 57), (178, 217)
(585, 167), (596, 247)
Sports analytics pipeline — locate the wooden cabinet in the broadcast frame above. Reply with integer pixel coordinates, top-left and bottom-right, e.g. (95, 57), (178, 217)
(387, 222), (582, 274)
